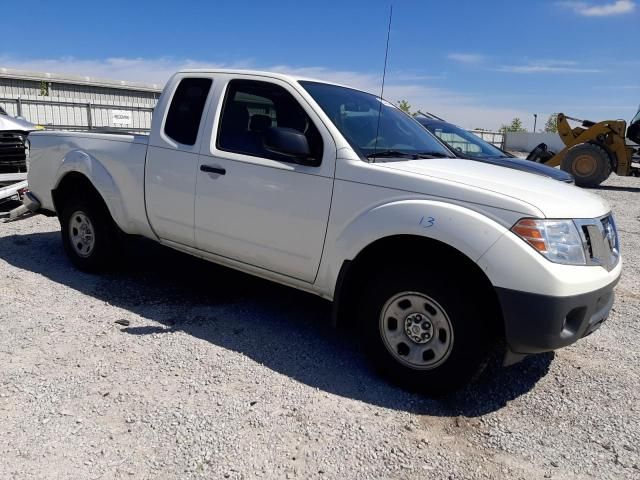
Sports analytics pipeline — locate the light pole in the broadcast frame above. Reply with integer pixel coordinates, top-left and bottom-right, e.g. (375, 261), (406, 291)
(533, 114), (538, 133)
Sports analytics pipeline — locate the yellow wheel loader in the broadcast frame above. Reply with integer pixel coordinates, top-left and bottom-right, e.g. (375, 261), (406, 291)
(527, 109), (640, 187)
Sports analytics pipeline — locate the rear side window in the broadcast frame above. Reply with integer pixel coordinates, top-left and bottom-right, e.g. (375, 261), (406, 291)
(164, 78), (212, 146)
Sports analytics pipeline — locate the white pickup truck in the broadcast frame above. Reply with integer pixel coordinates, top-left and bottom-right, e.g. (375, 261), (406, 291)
(25, 69), (621, 393)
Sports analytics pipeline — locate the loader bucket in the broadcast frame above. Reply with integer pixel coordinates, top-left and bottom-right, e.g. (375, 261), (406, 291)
(526, 143), (556, 164)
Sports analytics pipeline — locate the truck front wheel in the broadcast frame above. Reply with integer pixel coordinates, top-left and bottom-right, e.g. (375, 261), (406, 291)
(358, 268), (494, 395)
(60, 196), (120, 272)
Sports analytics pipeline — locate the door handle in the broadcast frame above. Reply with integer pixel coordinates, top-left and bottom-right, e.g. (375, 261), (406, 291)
(200, 165), (226, 175)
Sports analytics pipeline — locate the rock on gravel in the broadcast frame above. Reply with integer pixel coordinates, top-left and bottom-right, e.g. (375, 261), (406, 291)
(0, 175), (639, 479)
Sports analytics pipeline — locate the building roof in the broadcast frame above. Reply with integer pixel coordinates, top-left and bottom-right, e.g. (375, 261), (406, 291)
(0, 67), (163, 93)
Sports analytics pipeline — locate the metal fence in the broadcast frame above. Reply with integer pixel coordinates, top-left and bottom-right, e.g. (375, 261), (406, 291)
(0, 96), (155, 132)
(470, 130), (506, 149)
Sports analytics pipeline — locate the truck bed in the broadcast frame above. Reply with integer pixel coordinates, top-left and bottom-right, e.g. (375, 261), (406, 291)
(27, 130), (152, 236)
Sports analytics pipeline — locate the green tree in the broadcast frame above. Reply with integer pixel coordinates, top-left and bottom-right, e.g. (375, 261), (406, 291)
(499, 117), (527, 133)
(39, 81), (49, 96)
(544, 114), (558, 133)
(397, 99), (412, 114)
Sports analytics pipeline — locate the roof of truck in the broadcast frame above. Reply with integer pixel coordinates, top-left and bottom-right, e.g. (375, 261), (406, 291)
(177, 69), (348, 88)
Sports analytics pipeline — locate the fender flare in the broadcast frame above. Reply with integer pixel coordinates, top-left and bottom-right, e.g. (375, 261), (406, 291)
(317, 199), (510, 297)
(53, 149), (128, 231)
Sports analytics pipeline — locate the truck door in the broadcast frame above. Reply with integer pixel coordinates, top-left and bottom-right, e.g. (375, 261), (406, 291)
(194, 78), (335, 283)
(145, 77), (213, 246)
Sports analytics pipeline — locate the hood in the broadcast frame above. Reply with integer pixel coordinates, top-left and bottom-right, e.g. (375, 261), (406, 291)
(0, 114), (38, 132)
(379, 158), (609, 219)
(465, 155), (574, 183)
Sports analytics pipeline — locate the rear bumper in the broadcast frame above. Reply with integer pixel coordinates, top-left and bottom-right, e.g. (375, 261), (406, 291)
(497, 273), (620, 355)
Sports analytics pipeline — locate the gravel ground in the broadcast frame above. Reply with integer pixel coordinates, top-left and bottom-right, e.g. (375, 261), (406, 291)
(0, 174), (639, 479)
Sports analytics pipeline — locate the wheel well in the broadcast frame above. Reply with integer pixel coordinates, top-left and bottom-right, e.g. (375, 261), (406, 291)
(52, 172), (107, 214)
(333, 235), (503, 337)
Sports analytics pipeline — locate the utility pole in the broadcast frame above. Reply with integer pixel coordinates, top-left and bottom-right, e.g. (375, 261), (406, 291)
(533, 114), (538, 132)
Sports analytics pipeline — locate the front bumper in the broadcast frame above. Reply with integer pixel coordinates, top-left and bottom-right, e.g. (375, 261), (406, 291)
(497, 272), (620, 356)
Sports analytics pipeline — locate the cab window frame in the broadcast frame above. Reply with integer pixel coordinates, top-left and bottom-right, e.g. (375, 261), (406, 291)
(216, 79), (324, 165)
(164, 77), (213, 146)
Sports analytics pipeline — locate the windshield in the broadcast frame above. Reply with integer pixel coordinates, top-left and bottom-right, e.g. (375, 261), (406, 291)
(632, 107), (640, 125)
(299, 81), (452, 159)
(420, 121), (507, 158)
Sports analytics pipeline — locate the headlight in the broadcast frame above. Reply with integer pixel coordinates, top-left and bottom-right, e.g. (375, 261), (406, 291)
(511, 218), (586, 265)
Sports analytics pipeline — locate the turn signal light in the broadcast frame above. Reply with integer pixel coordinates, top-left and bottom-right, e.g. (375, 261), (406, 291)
(512, 219), (547, 252)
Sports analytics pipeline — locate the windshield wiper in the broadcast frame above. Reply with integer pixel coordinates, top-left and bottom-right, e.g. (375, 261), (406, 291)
(366, 150), (420, 160)
(414, 151), (452, 158)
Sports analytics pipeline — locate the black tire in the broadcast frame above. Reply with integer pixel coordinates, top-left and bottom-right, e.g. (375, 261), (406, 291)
(59, 194), (121, 272)
(358, 267), (495, 395)
(561, 143), (612, 187)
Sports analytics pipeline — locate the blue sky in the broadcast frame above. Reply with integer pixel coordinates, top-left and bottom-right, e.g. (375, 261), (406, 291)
(2, 0), (638, 130)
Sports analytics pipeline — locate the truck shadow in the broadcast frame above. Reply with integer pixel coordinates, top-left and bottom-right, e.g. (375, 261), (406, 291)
(0, 229), (553, 417)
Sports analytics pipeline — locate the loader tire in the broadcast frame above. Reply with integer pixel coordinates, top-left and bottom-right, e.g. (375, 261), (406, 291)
(561, 143), (612, 187)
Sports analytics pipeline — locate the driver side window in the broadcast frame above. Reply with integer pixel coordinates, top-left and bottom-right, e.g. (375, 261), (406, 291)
(217, 80), (323, 164)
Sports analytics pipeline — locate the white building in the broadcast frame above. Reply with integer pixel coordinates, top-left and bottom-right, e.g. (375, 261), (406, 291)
(0, 68), (162, 132)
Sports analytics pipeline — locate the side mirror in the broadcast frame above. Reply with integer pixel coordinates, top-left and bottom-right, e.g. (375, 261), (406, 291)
(264, 127), (317, 166)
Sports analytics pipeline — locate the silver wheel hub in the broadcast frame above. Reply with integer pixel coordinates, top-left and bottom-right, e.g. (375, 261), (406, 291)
(69, 211), (95, 258)
(404, 313), (433, 344)
(379, 292), (454, 370)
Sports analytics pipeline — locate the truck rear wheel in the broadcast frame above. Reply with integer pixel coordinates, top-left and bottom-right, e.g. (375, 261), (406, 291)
(358, 268), (494, 395)
(60, 195), (120, 272)
(561, 143), (612, 187)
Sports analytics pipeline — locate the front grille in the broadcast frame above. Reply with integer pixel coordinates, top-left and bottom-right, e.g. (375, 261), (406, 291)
(0, 132), (27, 170)
(575, 214), (620, 271)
